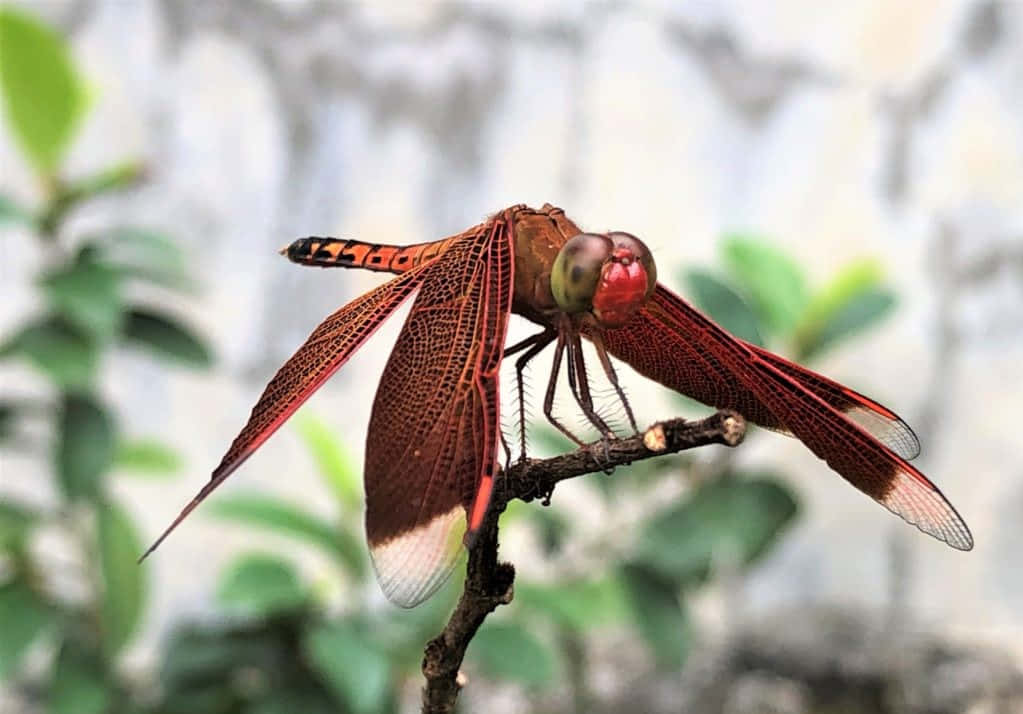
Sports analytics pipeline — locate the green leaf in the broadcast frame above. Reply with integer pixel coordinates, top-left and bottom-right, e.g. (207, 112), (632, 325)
(620, 562), (691, 669)
(797, 288), (896, 360)
(720, 236), (808, 335)
(0, 500), (40, 549)
(114, 438), (182, 476)
(469, 622), (557, 687)
(634, 475), (799, 585)
(0, 317), (99, 388)
(0, 6), (88, 174)
(98, 500), (146, 653)
(515, 575), (628, 631)
(50, 640), (111, 714)
(793, 259), (895, 358)
(103, 227), (194, 292)
(304, 621), (391, 714)
(40, 254), (124, 340)
(0, 580), (54, 679)
(683, 268), (764, 346)
(0, 401), (16, 443)
(120, 308), (212, 367)
(0, 193), (32, 225)
(246, 690), (337, 714)
(293, 412), (361, 513)
(161, 624), (279, 690)
(208, 494), (365, 577)
(55, 392), (115, 501)
(527, 506), (571, 556)
(217, 553), (307, 616)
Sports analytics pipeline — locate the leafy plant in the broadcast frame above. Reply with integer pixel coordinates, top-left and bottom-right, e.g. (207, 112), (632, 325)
(0, 6), (211, 711)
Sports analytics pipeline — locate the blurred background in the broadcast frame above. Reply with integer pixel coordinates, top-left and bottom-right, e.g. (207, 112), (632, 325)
(2, 2), (1022, 713)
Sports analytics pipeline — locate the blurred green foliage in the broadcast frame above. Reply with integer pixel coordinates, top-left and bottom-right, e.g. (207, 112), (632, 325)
(0, 7), (904, 713)
(0, 6), (210, 712)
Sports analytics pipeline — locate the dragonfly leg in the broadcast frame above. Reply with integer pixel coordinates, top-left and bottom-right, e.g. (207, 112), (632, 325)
(587, 328), (640, 435)
(566, 334), (614, 437)
(566, 334), (615, 471)
(506, 329), (558, 460)
(542, 328), (588, 448)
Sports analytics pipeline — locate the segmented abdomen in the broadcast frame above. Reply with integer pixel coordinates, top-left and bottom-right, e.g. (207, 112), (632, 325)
(283, 237), (455, 274)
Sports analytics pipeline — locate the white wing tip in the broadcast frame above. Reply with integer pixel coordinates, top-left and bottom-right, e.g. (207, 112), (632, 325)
(370, 507), (465, 608)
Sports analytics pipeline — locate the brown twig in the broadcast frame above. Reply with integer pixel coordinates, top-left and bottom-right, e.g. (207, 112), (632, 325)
(420, 410), (746, 713)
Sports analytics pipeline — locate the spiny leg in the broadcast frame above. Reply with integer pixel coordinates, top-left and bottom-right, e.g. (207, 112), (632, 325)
(543, 327), (588, 447)
(506, 329), (558, 461)
(566, 333), (614, 437)
(587, 328), (640, 435)
(566, 333), (616, 469)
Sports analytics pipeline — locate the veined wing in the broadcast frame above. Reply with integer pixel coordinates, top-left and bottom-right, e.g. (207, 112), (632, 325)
(741, 340), (920, 459)
(365, 214), (514, 607)
(140, 263), (427, 560)
(599, 284), (972, 551)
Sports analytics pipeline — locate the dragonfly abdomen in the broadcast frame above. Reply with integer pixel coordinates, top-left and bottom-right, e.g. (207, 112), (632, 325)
(282, 237), (454, 274)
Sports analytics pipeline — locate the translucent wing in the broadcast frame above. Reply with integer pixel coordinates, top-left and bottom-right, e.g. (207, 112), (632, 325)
(598, 284), (972, 551)
(365, 216), (514, 607)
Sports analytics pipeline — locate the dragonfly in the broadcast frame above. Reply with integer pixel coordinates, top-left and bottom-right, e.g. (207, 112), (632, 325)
(141, 204), (972, 607)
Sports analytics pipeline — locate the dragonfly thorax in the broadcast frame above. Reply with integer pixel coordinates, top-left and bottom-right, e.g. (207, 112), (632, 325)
(551, 231), (657, 327)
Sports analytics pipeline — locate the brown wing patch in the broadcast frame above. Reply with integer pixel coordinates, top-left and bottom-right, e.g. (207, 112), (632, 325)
(365, 215), (514, 607)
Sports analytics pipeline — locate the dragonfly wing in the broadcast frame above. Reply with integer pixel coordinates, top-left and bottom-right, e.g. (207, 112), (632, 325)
(140, 265), (426, 560)
(365, 216), (513, 607)
(599, 284), (972, 550)
(742, 340), (920, 460)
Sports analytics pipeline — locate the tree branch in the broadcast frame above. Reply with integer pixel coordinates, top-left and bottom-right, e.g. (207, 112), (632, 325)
(420, 410), (746, 713)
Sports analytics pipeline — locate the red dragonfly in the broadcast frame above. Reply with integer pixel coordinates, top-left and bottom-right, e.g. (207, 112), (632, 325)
(142, 204), (972, 607)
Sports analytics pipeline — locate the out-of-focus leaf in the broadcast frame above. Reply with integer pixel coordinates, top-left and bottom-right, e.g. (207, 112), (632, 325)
(103, 227), (194, 292)
(98, 500), (146, 653)
(161, 625), (278, 689)
(293, 412), (361, 513)
(56, 392), (115, 501)
(50, 640), (111, 714)
(40, 256), (123, 340)
(0, 6), (88, 174)
(797, 288), (897, 360)
(516, 575), (628, 631)
(683, 268), (765, 346)
(0, 317), (99, 388)
(634, 475), (798, 585)
(0, 193), (32, 224)
(794, 259), (883, 333)
(114, 438), (182, 476)
(0, 500), (40, 548)
(0, 402), (16, 442)
(120, 308), (212, 368)
(246, 690), (337, 714)
(208, 494), (365, 577)
(528, 506), (571, 556)
(620, 562), (690, 670)
(377, 577), (461, 669)
(469, 622), (556, 687)
(304, 621), (391, 714)
(721, 235), (808, 335)
(217, 553), (307, 616)
(0, 580), (54, 679)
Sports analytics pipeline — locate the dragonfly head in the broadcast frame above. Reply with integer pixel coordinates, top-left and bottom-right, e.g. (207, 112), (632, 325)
(551, 231), (657, 327)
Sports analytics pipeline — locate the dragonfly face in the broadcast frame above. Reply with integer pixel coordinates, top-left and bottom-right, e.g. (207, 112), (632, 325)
(551, 231), (658, 327)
